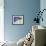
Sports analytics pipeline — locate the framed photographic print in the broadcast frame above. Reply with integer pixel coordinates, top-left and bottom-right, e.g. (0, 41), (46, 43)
(12, 15), (24, 25)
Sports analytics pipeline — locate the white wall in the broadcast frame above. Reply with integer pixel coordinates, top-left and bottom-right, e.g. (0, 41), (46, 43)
(0, 0), (4, 42)
(40, 0), (46, 27)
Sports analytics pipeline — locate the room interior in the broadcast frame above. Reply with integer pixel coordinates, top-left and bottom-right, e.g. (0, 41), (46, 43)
(0, 0), (46, 46)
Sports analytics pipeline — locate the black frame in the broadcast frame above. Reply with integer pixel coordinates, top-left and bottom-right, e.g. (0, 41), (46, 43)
(12, 15), (24, 25)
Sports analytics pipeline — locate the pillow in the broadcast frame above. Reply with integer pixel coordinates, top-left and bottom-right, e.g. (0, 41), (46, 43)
(23, 32), (34, 46)
(4, 41), (17, 46)
(17, 37), (25, 46)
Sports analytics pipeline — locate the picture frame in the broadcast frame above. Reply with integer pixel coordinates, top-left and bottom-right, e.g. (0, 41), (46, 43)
(12, 15), (24, 25)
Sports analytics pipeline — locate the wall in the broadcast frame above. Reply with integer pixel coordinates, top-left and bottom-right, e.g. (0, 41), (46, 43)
(4, 0), (40, 42)
(40, 0), (46, 27)
(0, 0), (4, 42)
